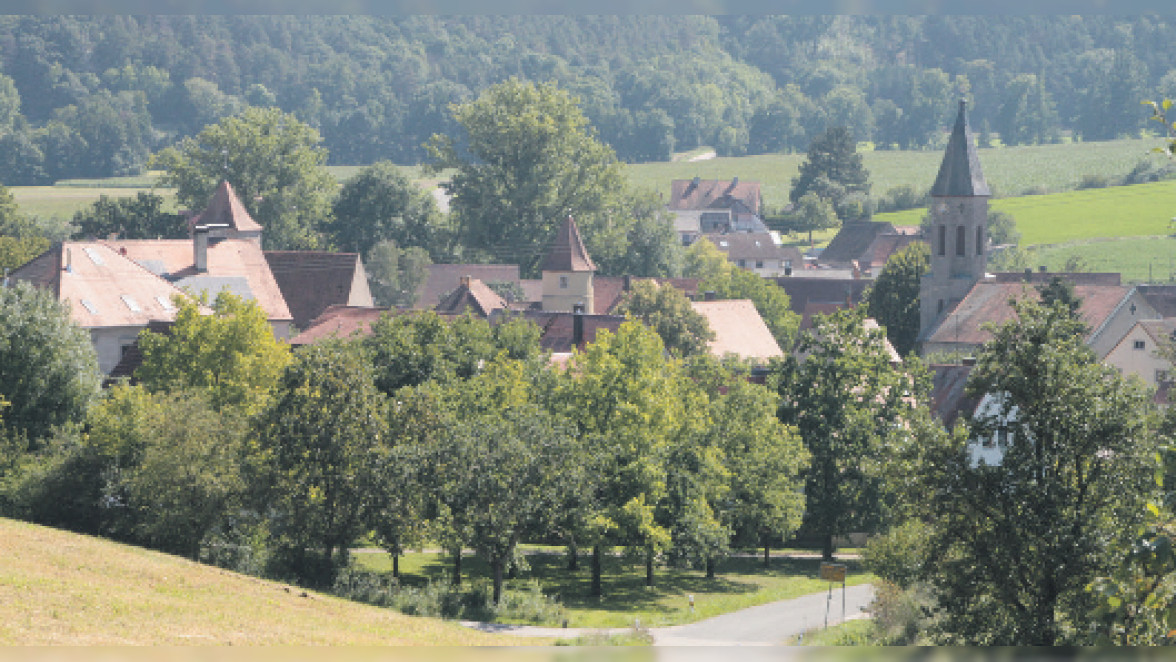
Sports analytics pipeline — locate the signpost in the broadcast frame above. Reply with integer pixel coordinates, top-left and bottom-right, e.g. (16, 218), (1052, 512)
(819, 562), (847, 629)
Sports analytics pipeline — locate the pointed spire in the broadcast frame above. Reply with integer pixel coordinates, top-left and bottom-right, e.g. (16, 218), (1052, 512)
(930, 100), (990, 198)
(190, 181), (263, 233)
(539, 216), (596, 273)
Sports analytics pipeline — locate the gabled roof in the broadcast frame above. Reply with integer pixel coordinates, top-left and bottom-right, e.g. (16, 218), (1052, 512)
(539, 216), (596, 273)
(691, 299), (782, 362)
(189, 181), (263, 233)
(928, 363), (979, 429)
(669, 178), (762, 215)
(930, 100), (990, 198)
(819, 221), (897, 266)
(111, 238), (293, 323)
(489, 310), (626, 354)
(773, 276), (871, 316)
(863, 235), (923, 271)
(265, 250), (372, 331)
(924, 273), (1127, 347)
(289, 305), (394, 346)
(414, 264), (521, 310)
(703, 232), (803, 262)
(434, 277), (508, 317)
(1136, 284), (1176, 318)
(9, 242), (197, 329)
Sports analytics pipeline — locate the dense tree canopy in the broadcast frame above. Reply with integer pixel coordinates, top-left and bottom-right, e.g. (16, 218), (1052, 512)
(790, 126), (871, 222)
(0, 281), (101, 442)
(866, 241), (930, 357)
(613, 279), (714, 357)
(152, 107), (336, 250)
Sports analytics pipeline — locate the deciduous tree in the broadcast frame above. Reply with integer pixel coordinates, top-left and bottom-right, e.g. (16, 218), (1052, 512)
(614, 279), (714, 357)
(866, 241), (930, 357)
(153, 107), (336, 250)
(789, 126), (871, 222)
(329, 161), (447, 258)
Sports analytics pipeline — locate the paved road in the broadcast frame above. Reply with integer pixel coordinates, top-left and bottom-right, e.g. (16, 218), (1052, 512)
(461, 583), (875, 646)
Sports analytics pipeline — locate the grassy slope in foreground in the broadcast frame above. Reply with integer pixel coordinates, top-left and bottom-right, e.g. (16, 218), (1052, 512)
(0, 517), (539, 645)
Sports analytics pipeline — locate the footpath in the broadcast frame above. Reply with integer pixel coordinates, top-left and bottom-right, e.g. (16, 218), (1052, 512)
(460, 583), (875, 647)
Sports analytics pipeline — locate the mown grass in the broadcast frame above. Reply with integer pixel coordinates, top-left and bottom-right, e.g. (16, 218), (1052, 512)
(876, 179), (1176, 248)
(626, 137), (1159, 208)
(1006, 235), (1176, 284)
(792, 617), (876, 645)
(0, 517), (541, 645)
(11, 186), (172, 221)
(354, 549), (873, 629)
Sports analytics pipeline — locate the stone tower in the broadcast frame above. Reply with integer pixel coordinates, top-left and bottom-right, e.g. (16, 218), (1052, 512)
(541, 216), (596, 314)
(919, 100), (991, 344)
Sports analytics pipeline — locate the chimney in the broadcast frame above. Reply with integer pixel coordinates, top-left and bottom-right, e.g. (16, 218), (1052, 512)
(194, 225), (209, 273)
(460, 275), (471, 288)
(704, 291), (717, 301)
(624, 275), (633, 291)
(64, 248), (72, 273)
(572, 302), (585, 348)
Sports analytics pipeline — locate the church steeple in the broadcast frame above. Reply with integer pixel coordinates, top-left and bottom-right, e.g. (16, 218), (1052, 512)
(919, 100), (991, 350)
(930, 100), (990, 198)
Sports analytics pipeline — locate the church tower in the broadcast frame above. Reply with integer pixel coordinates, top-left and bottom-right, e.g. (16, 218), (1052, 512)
(541, 216), (596, 314)
(919, 100), (990, 344)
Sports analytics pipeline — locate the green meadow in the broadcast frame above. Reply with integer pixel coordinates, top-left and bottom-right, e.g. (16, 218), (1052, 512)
(355, 548), (872, 629)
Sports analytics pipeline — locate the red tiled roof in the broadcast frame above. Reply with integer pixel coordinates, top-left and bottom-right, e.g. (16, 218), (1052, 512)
(111, 238), (293, 323)
(691, 299), (782, 362)
(9, 242), (198, 328)
(864, 235), (923, 271)
(926, 275), (1128, 348)
(774, 276), (871, 316)
(668, 179), (761, 215)
(819, 221), (898, 266)
(539, 216), (596, 273)
(289, 305), (394, 345)
(189, 181), (263, 234)
(595, 276), (702, 315)
(434, 277), (508, 317)
(265, 251), (371, 331)
(490, 310), (626, 354)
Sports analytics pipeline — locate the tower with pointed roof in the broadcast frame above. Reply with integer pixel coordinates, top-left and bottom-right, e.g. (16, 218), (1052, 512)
(919, 100), (991, 345)
(188, 181), (264, 247)
(541, 216), (596, 314)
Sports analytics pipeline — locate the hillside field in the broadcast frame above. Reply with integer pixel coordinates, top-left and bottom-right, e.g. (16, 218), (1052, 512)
(0, 517), (541, 645)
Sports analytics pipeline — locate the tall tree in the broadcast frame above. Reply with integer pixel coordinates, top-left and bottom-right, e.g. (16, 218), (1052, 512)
(72, 192), (186, 240)
(249, 340), (388, 585)
(866, 241), (930, 357)
(152, 107), (336, 250)
(329, 161), (447, 259)
(425, 78), (631, 276)
(136, 291), (291, 416)
(925, 298), (1156, 645)
(789, 126), (871, 222)
(773, 306), (917, 559)
(613, 279), (714, 358)
(0, 281), (101, 442)
(364, 240), (432, 309)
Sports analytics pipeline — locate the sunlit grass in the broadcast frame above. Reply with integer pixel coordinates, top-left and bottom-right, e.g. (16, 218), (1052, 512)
(0, 517), (540, 645)
(355, 548), (873, 629)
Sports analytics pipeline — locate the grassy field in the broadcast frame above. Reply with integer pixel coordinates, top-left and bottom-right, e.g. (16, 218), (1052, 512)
(876, 179), (1176, 245)
(355, 549), (872, 629)
(1003, 235), (1176, 284)
(0, 517), (542, 645)
(793, 617), (875, 645)
(627, 137), (1161, 208)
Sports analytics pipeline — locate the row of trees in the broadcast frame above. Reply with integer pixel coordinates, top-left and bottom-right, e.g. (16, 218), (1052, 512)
(0, 284), (826, 604)
(1, 15), (1172, 182)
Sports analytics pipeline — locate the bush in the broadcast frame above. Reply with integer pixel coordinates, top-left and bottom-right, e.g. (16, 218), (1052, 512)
(331, 567), (567, 624)
(1075, 174), (1113, 190)
(870, 580), (937, 645)
(863, 520), (932, 589)
(875, 185), (929, 214)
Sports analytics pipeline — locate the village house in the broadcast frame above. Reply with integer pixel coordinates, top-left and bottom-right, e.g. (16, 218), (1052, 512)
(703, 231), (804, 278)
(667, 177), (769, 244)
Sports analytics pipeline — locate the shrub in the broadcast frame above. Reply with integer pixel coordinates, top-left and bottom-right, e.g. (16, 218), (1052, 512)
(863, 520), (932, 589)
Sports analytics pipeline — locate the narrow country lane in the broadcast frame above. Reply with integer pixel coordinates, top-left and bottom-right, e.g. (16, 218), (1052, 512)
(460, 583), (875, 646)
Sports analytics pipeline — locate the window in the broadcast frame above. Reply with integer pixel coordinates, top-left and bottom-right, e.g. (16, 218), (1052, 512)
(737, 259), (746, 268)
(755, 260), (764, 269)
(976, 226), (983, 255)
(82, 246), (105, 266)
(937, 299), (944, 314)
(956, 225), (966, 256)
(79, 299), (98, 314)
(121, 295), (141, 312)
(937, 225), (946, 256)
(1134, 340), (1147, 350)
(1157, 370), (1170, 385)
(559, 275), (569, 289)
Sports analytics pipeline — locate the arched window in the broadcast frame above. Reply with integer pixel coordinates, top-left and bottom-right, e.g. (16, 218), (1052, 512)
(976, 225), (984, 255)
(938, 225), (946, 256)
(956, 225), (966, 256)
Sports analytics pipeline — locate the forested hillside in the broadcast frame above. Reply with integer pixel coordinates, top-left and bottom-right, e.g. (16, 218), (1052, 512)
(1, 15), (1173, 182)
